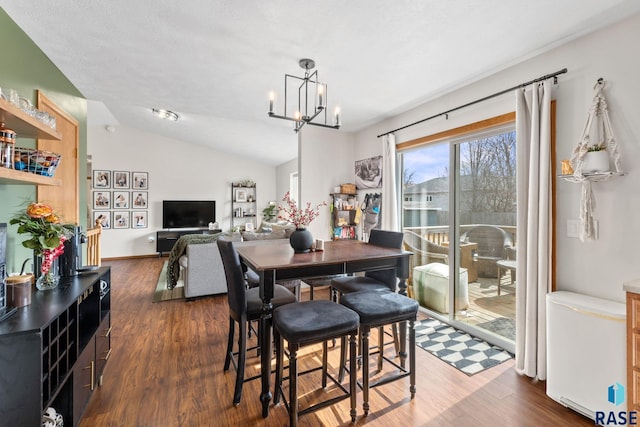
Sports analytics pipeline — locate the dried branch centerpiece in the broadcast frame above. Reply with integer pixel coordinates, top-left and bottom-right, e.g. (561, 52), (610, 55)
(278, 191), (326, 253)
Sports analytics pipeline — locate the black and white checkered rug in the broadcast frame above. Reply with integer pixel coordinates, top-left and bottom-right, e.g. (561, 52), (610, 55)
(415, 318), (513, 376)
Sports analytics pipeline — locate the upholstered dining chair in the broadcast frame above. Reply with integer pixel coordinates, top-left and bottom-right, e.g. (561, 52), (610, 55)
(330, 229), (405, 371)
(330, 229), (405, 297)
(217, 239), (297, 406)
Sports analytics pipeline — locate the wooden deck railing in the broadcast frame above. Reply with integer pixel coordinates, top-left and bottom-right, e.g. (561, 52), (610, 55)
(403, 224), (517, 246)
(86, 224), (102, 266)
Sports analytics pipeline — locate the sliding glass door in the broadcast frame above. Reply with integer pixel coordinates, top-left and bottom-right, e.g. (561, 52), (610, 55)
(400, 122), (516, 353)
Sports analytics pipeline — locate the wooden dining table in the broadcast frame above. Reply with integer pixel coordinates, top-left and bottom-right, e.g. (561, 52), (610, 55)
(235, 239), (412, 418)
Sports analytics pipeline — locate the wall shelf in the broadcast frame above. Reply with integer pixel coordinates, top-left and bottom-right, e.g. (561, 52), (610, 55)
(0, 96), (63, 186)
(0, 167), (62, 186)
(558, 171), (625, 183)
(0, 97), (62, 140)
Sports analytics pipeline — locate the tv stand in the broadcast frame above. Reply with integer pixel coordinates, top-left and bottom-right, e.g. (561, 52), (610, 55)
(156, 229), (222, 255)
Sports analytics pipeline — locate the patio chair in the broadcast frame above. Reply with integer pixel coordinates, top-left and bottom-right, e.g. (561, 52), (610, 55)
(460, 225), (513, 278)
(402, 230), (469, 314)
(402, 230), (449, 296)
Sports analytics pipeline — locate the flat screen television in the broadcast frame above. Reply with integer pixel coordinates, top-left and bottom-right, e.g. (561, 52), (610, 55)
(162, 200), (215, 229)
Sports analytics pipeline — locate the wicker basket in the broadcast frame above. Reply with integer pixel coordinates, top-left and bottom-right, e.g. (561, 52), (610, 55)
(340, 183), (356, 194)
(13, 147), (62, 177)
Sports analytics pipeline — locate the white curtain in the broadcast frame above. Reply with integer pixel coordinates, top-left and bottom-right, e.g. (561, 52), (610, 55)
(515, 80), (552, 380)
(381, 133), (399, 231)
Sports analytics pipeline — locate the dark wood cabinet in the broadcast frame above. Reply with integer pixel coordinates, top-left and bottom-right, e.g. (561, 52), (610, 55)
(0, 267), (111, 427)
(156, 229), (222, 255)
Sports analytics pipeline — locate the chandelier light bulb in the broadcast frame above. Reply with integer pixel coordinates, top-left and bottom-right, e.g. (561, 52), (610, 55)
(317, 84), (324, 109)
(268, 91), (275, 114)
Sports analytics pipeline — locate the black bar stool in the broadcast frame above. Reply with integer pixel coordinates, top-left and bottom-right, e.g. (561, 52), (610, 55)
(273, 300), (360, 427)
(217, 239), (297, 406)
(339, 290), (418, 416)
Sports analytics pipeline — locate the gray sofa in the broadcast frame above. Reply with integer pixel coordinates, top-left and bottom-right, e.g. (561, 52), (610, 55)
(177, 227), (293, 298)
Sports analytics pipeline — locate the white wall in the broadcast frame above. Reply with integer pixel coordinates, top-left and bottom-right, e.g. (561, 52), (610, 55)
(276, 158), (298, 203)
(298, 126), (355, 241)
(88, 125), (277, 258)
(347, 12), (640, 303)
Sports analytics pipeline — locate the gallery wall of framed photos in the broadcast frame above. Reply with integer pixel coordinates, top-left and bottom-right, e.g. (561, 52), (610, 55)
(92, 170), (149, 229)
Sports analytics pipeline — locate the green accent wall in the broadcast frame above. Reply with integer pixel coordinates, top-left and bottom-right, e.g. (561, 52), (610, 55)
(0, 8), (87, 272)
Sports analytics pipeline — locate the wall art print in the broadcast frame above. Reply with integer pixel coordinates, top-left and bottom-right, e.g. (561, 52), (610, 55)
(355, 155), (382, 189)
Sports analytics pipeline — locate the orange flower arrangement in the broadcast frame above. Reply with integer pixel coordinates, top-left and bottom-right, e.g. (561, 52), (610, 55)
(10, 203), (73, 274)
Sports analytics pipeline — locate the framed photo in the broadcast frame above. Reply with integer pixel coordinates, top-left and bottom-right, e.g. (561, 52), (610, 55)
(93, 191), (111, 209)
(93, 211), (111, 229)
(355, 155), (383, 189)
(113, 171), (130, 189)
(132, 191), (148, 208)
(93, 170), (111, 189)
(113, 191), (129, 209)
(132, 171), (148, 190)
(113, 211), (130, 229)
(132, 211), (148, 229)
(235, 188), (247, 202)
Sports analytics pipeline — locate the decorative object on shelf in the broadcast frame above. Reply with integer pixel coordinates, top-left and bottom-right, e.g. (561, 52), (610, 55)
(278, 191), (326, 253)
(0, 123), (16, 169)
(234, 188), (247, 202)
(10, 203), (73, 290)
(581, 143), (609, 173)
(13, 147), (61, 177)
(565, 78), (624, 241)
(234, 179), (255, 187)
(560, 159), (573, 175)
(268, 58), (341, 133)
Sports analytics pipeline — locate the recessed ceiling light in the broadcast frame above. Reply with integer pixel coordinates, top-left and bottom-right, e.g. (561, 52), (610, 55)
(152, 108), (179, 121)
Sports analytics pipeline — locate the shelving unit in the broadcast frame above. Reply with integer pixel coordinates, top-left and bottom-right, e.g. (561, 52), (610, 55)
(0, 97), (62, 186)
(231, 183), (257, 230)
(0, 267), (111, 426)
(331, 193), (357, 240)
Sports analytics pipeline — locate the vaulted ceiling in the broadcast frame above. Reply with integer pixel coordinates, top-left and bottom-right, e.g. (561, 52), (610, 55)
(2, 1), (639, 165)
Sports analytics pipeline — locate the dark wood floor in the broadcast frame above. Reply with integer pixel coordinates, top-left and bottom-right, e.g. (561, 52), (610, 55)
(79, 257), (592, 426)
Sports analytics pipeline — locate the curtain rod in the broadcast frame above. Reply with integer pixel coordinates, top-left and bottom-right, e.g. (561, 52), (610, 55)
(377, 67), (568, 138)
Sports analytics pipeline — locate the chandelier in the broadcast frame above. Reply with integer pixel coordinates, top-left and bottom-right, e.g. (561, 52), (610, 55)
(268, 58), (341, 132)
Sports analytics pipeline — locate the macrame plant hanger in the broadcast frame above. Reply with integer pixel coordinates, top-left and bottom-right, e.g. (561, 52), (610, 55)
(568, 78), (623, 241)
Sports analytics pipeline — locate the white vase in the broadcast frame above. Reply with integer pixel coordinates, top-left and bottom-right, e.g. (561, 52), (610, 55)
(582, 150), (609, 173)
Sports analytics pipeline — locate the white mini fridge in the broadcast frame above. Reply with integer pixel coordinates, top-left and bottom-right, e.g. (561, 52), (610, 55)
(546, 291), (626, 419)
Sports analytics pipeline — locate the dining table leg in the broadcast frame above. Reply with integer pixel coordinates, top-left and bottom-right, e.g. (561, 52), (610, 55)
(397, 255), (411, 296)
(259, 270), (275, 418)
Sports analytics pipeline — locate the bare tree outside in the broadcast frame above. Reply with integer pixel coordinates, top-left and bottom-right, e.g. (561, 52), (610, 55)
(459, 131), (516, 213)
